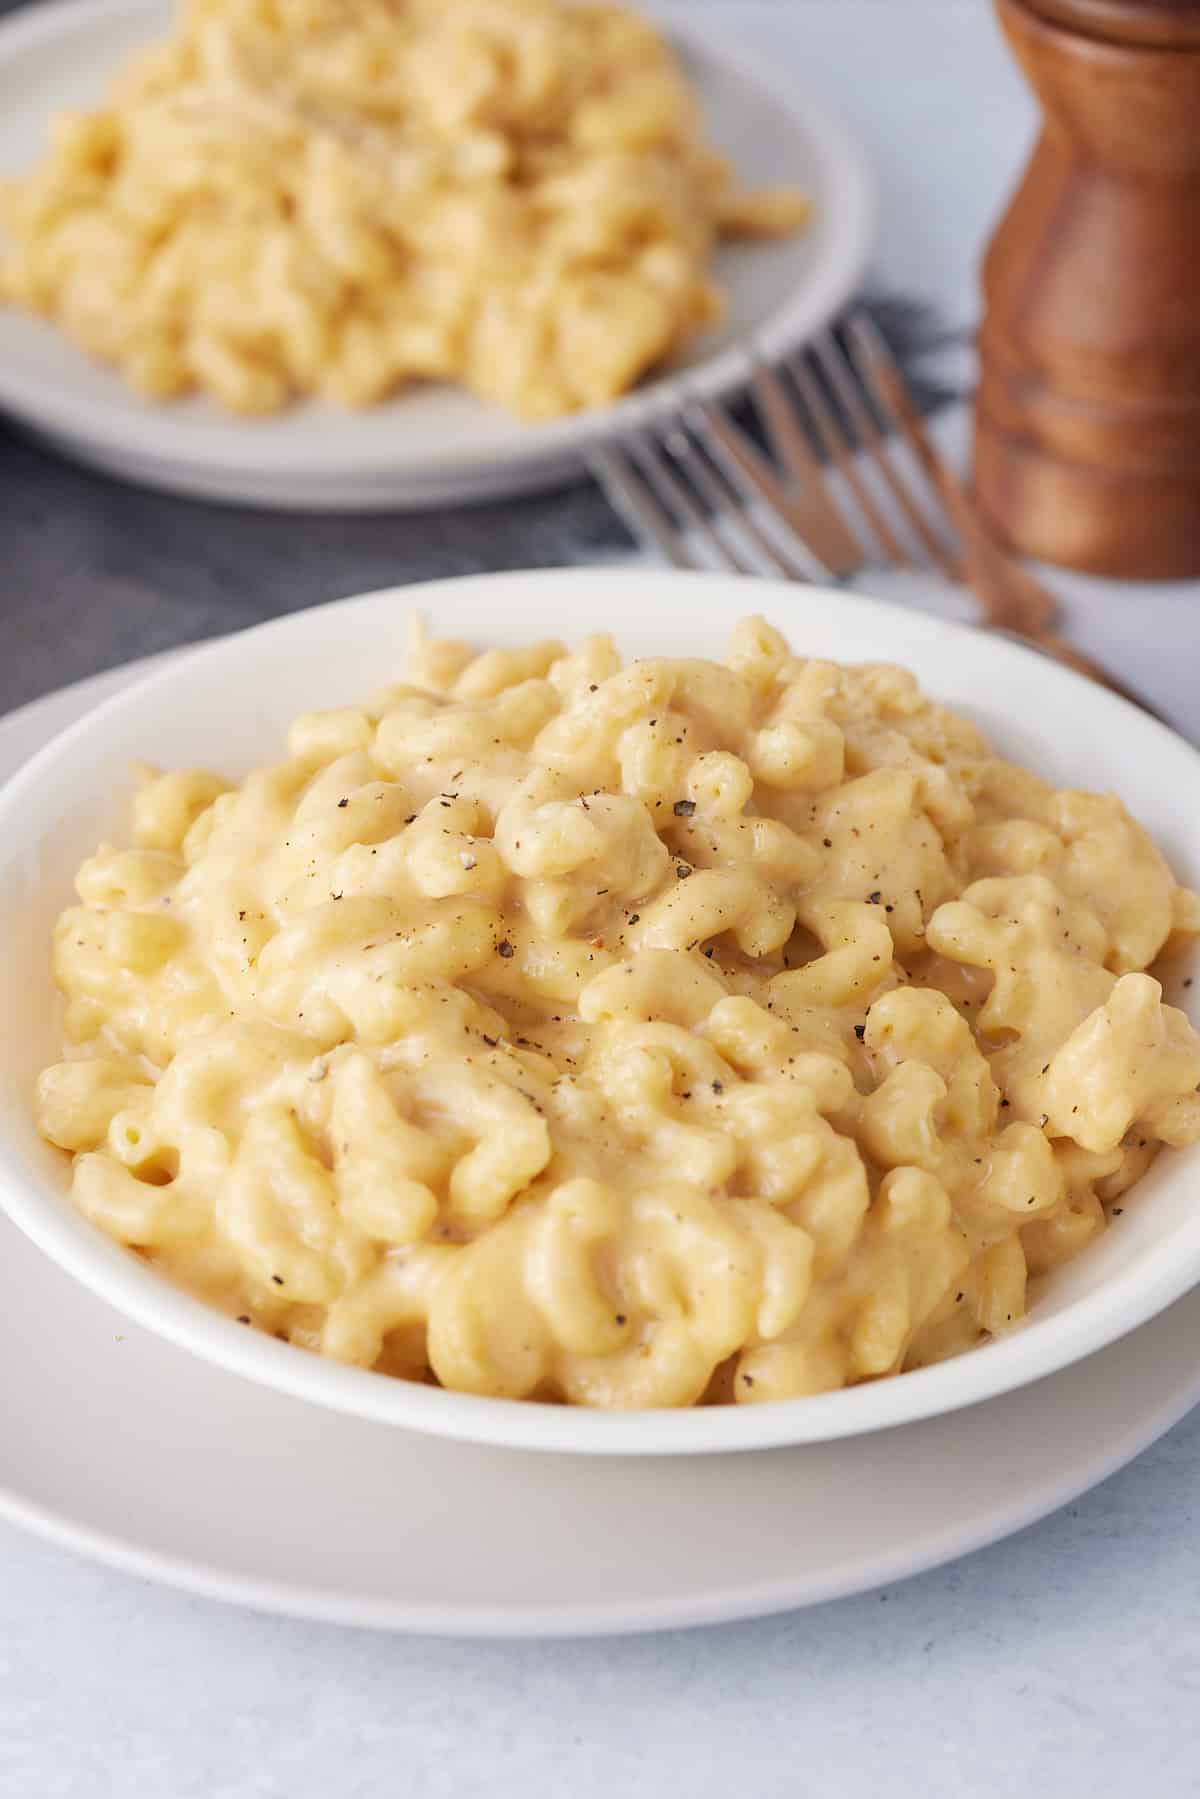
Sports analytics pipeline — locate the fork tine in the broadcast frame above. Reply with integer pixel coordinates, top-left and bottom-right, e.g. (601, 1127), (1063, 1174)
(667, 425), (821, 582)
(811, 329), (961, 580)
(630, 436), (752, 575)
(685, 396), (848, 579)
(844, 314), (977, 546)
(589, 446), (693, 570)
(748, 359), (863, 571)
(846, 312), (1056, 638)
(783, 357), (910, 566)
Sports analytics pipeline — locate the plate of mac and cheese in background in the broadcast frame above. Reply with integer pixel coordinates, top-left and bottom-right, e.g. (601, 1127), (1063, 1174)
(0, 568), (1197, 1456)
(0, 0), (874, 510)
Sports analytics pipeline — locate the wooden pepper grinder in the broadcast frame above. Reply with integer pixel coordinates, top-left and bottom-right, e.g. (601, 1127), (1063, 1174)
(975, 0), (1200, 577)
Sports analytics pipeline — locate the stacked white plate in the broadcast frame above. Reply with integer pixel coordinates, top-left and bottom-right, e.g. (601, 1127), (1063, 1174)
(1, 569), (1199, 1635)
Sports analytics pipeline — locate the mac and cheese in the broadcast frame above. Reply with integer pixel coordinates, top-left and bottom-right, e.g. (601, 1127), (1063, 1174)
(0, 0), (808, 416)
(36, 616), (1200, 1407)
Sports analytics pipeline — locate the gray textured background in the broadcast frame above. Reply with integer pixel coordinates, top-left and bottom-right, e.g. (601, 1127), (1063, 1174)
(0, 422), (627, 709)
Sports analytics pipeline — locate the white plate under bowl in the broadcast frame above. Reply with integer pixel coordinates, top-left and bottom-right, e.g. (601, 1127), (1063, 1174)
(0, 568), (1197, 1456)
(0, 0), (875, 511)
(2, 654), (1199, 1635)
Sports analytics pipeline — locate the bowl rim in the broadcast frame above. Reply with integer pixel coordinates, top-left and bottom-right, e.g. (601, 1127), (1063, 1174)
(1, 566), (1198, 1456)
(0, 0), (878, 483)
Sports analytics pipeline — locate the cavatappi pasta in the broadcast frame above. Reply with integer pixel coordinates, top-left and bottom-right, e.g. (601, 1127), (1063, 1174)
(36, 616), (1200, 1407)
(0, 0), (808, 417)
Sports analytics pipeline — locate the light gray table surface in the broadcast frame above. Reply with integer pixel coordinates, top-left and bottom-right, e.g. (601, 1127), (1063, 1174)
(3, 4), (1200, 1795)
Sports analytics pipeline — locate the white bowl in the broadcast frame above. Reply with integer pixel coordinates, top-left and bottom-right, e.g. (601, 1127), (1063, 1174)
(0, 0), (875, 511)
(0, 569), (1196, 1455)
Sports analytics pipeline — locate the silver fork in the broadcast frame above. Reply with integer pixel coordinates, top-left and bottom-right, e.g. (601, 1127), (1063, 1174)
(588, 313), (1165, 723)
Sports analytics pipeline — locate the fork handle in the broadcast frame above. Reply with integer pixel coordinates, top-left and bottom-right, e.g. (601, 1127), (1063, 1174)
(909, 408), (1170, 724)
(953, 513), (1174, 721)
(990, 625), (1174, 727)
